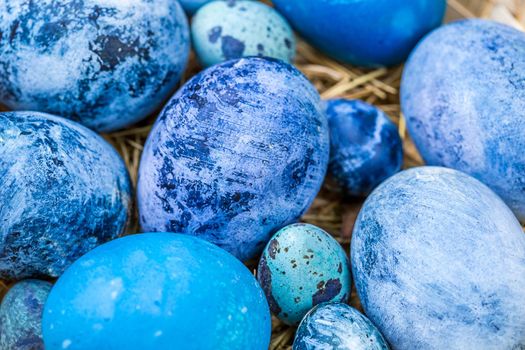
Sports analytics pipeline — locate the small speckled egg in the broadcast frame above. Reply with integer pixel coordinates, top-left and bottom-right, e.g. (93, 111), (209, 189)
(179, 0), (213, 15)
(0, 0), (190, 132)
(352, 166), (525, 349)
(192, 0), (295, 67)
(293, 303), (389, 350)
(0, 112), (132, 280)
(0, 280), (52, 350)
(42, 233), (271, 350)
(325, 99), (403, 197)
(257, 223), (351, 325)
(401, 19), (525, 223)
(138, 57), (329, 262)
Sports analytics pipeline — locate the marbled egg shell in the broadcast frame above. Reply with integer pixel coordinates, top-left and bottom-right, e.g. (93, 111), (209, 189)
(0, 280), (52, 350)
(257, 224), (351, 325)
(351, 166), (525, 349)
(0, 0), (190, 132)
(401, 19), (525, 223)
(179, 0), (213, 15)
(137, 57), (329, 261)
(192, 0), (295, 67)
(273, 0), (446, 67)
(293, 303), (389, 350)
(0, 112), (131, 280)
(326, 99), (403, 197)
(42, 233), (271, 350)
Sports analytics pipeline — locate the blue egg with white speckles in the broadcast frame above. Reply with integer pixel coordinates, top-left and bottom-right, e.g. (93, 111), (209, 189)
(293, 303), (389, 350)
(0, 280), (52, 350)
(0, 0), (190, 132)
(42, 233), (271, 350)
(257, 224), (351, 325)
(192, 0), (295, 67)
(401, 19), (525, 223)
(325, 99), (403, 197)
(0, 111), (131, 280)
(138, 57), (329, 261)
(273, 0), (446, 67)
(351, 166), (525, 349)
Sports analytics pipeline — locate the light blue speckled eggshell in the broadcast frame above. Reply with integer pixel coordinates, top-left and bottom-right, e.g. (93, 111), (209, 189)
(42, 233), (271, 350)
(293, 303), (389, 350)
(0, 280), (52, 350)
(351, 166), (525, 349)
(257, 223), (351, 325)
(192, 0), (295, 67)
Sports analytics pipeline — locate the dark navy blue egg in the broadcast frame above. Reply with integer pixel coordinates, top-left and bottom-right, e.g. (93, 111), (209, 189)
(137, 57), (329, 261)
(325, 99), (403, 197)
(351, 166), (525, 349)
(401, 19), (525, 223)
(0, 111), (132, 280)
(0, 280), (52, 350)
(293, 303), (389, 350)
(272, 0), (446, 67)
(0, 0), (190, 132)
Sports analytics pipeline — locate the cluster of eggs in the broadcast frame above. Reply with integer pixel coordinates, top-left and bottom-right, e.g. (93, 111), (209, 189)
(0, 0), (524, 349)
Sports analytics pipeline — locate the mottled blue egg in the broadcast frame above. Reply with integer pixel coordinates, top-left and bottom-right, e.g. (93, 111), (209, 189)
(192, 0), (295, 67)
(137, 57), (329, 261)
(179, 0), (213, 15)
(42, 233), (271, 350)
(273, 0), (446, 67)
(0, 112), (131, 280)
(325, 99), (403, 197)
(351, 166), (525, 349)
(401, 19), (525, 223)
(293, 303), (389, 350)
(0, 0), (190, 132)
(257, 224), (351, 325)
(0, 280), (52, 350)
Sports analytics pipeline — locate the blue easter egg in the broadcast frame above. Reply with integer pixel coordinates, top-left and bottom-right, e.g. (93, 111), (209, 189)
(0, 0), (190, 132)
(272, 0), (446, 67)
(192, 0), (295, 67)
(137, 57), (329, 261)
(42, 233), (271, 350)
(293, 303), (389, 350)
(179, 0), (213, 15)
(257, 223), (351, 325)
(401, 19), (525, 223)
(351, 166), (525, 349)
(325, 99), (403, 197)
(0, 280), (52, 350)
(0, 112), (131, 280)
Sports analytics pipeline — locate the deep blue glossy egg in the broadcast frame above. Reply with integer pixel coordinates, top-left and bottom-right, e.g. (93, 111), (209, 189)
(137, 57), (329, 261)
(401, 19), (525, 223)
(351, 166), (525, 349)
(272, 0), (446, 67)
(179, 0), (213, 15)
(0, 112), (132, 280)
(0, 280), (52, 350)
(325, 99), (403, 197)
(0, 0), (190, 132)
(42, 233), (271, 350)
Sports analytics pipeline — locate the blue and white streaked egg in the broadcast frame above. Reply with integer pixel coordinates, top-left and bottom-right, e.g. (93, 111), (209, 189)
(192, 0), (295, 67)
(257, 224), (351, 325)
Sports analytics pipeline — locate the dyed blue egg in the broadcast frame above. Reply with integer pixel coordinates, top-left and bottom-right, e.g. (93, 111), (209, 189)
(137, 57), (329, 261)
(179, 0), (213, 15)
(0, 280), (52, 350)
(0, 0), (190, 132)
(257, 224), (351, 325)
(401, 19), (525, 223)
(351, 166), (525, 349)
(0, 112), (131, 280)
(192, 0), (295, 67)
(325, 99), (403, 197)
(273, 0), (446, 67)
(42, 233), (271, 350)
(293, 303), (389, 350)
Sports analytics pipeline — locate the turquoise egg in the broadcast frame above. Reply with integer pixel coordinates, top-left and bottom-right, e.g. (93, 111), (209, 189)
(257, 223), (351, 325)
(192, 0), (295, 67)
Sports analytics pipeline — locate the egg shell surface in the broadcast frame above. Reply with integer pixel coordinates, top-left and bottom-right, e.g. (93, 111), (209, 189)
(179, 0), (213, 14)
